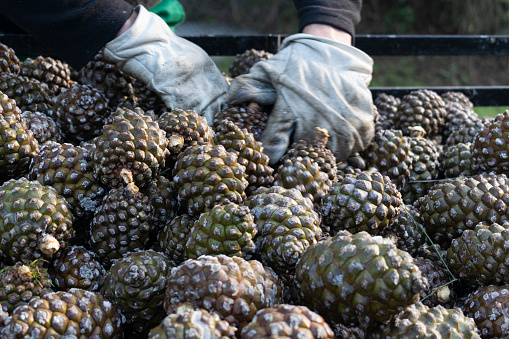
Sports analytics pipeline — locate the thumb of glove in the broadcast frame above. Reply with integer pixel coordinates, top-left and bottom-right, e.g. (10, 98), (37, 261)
(227, 72), (278, 106)
(258, 98), (296, 165)
(227, 62), (288, 165)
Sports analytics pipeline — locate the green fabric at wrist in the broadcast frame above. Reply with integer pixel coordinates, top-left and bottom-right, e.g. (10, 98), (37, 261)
(149, 0), (185, 31)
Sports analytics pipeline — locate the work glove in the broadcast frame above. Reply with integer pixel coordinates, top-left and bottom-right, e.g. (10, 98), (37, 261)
(103, 5), (228, 123)
(227, 33), (375, 165)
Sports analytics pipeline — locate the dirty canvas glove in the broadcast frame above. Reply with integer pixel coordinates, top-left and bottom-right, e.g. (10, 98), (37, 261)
(104, 5), (227, 123)
(227, 33), (375, 165)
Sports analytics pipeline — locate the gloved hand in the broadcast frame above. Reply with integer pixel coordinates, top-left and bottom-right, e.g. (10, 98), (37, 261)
(227, 33), (375, 165)
(103, 5), (228, 123)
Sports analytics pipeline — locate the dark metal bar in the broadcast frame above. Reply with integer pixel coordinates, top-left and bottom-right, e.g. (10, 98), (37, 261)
(185, 35), (284, 56)
(356, 35), (509, 56)
(185, 35), (509, 56)
(370, 86), (509, 107)
(186, 35), (509, 56)
(3, 34), (509, 56)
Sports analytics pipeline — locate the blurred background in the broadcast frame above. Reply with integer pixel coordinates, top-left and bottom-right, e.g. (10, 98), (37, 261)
(177, 0), (509, 115)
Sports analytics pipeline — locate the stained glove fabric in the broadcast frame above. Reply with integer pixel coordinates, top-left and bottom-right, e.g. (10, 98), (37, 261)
(227, 33), (375, 165)
(104, 5), (228, 123)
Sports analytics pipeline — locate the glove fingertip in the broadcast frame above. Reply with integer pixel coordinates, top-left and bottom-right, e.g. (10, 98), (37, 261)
(260, 136), (290, 166)
(265, 147), (287, 166)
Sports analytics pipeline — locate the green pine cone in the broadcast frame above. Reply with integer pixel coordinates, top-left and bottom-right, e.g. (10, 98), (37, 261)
(320, 170), (402, 235)
(447, 222), (509, 286)
(0, 262), (53, 314)
(295, 230), (427, 326)
(1, 289), (123, 338)
(154, 214), (196, 264)
(0, 178), (74, 263)
(101, 250), (172, 333)
(417, 173), (509, 248)
(241, 304), (334, 338)
(173, 144), (248, 216)
(28, 142), (107, 217)
(186, 202), (257, 259)
(91, 108), (169, 188)
(164, 255), (282, 328)
(371, 302), (479, 338)
(149, 303), (237, 339)
(245, 186), (322, 274)
(464, 285), (509, 338)
(0, 92), (39, 179)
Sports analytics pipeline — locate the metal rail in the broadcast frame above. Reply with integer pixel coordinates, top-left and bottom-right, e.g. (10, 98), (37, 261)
(190, 34), (509, 56)
(4, 34), (509, 58)
(370, 86), (509, 107)
(1, 34), (509, 105)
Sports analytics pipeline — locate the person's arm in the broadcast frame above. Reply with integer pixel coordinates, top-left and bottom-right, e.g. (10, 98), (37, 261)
(302, 24), (352, 45)
(116, 10), (139, 37)
(293, 0), (362, 44)
(0, 0), (134, 69)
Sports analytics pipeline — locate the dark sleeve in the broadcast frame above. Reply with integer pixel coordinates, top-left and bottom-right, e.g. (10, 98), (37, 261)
(0, 0), (134, 69)
(293, 0), (362, 37)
